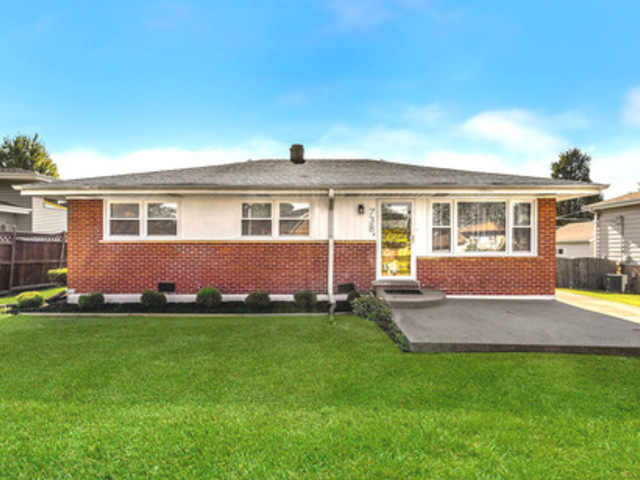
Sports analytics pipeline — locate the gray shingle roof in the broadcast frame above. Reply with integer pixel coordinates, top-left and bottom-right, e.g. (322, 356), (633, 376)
(19, 158), (602, 191)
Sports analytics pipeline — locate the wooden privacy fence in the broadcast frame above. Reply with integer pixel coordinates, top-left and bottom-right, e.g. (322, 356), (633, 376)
(556, 257), (617, 290)
(0, 230), (67, 295)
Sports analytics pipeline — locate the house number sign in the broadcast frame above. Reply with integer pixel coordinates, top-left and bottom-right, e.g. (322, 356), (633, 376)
(368, 208), (376, 237)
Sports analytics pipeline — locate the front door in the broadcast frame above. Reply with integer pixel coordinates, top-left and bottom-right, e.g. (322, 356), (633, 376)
(379, 202), (413, 278)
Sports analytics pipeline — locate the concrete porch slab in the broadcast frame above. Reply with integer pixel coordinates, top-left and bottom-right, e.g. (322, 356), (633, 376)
(392, 300), (640, 355)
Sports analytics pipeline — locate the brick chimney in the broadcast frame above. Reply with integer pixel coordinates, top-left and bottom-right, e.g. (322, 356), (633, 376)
(290, 144), (305, 164)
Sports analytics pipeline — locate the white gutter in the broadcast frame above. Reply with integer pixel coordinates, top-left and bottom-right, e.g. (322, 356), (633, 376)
(587, 198), (640, 211)
(328, 188), (336, 314)
(0, 205), (31, 215)
(16, 185), (607, 199)
(593, 214), (599, 258)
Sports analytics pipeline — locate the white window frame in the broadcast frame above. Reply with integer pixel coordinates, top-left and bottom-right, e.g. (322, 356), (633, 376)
(431, 201), (453, 253)
(511, 201), (534, 254)
(278, 201), (311, 237)
(104, 199), (180, 240)
(239, 200), (312, 239)
(428, 198), (537, 256)
(240, 202), (274, 238)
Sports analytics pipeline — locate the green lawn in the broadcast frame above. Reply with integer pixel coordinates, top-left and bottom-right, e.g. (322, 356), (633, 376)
(0, 287), (66, 305)
(559, 288), (640, 308)
(0, 314), (639, 479)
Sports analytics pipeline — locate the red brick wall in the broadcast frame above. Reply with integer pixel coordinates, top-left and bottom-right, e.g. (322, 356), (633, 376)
(334, 241), (376, 291)
(68, 200), (328, 294)
(68, 198), (556, 296)
(416, 198), (556, 295)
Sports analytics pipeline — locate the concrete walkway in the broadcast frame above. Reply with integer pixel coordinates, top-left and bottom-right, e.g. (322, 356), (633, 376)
(555, 290), (640, 324)
(392, 299), (640, 355)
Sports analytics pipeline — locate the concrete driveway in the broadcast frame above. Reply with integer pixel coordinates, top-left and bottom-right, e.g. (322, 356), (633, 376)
(392, 299), (640, 355)
(556, 290), (640, 324)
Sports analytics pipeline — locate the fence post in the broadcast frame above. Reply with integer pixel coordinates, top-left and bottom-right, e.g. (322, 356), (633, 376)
(8, 227), (16, 294)
(58, 231), (67, 268)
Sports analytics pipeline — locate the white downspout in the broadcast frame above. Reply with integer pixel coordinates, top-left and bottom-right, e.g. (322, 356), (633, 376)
(593, 212), (598, 258)
(328, 188), (336, 315)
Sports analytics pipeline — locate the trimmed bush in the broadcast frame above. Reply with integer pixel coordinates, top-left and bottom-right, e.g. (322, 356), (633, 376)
(47, 268), (68, 286)
(245, 291), (270, 311)
(141, 290), (167, 310)
(78, 292), (105, 311)
(346, 290), (361, 303)
(294, 290), (317, 311)
(351, 294), (392, 325)
(16, 291), (44, 309)
(196, 287), (222, 309)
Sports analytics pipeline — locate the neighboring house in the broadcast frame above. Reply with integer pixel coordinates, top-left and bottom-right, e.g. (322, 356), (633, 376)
(17, 145), (604, 303)
(555, 222), (595, 258)
(588, 192), (640, 293)
(0, 168), (67, 233)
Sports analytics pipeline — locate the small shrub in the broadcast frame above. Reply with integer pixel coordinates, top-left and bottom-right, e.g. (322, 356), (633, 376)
(351, 294), (392, 325)
(47, 268), (68, 286)
(140, 290), (167, 310)
(342, 290), (362, 312)
(196, 287), (222, 309)
(78, 292), (105, 311)
(294, 290), (317, 311)
(245, 291), (271, 310)
(16, 291), (44, 309)
(346, 290), (361, 303)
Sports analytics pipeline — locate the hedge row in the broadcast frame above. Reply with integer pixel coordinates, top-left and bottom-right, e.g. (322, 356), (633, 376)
(73, 288), (333, 313)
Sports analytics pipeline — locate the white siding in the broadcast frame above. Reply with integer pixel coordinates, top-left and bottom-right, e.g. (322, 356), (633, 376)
(31, 197), (67, 233)
(100, 195), (540, 256)
(0, 181), (31, 209)
(0, 213), (16, 232)
(556, 241), (592, 258)
(597, 206), (640, 265)
(181, 197), (238, 239)
(333, 197), (376, 240)
(414, 198), (428, 256)
(0, 181), (32, 231)
(105, 196), (332, 240)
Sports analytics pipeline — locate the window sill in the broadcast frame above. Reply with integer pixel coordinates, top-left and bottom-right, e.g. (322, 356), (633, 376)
(418, 252), (538, 258)
(100, 237), (320, 243)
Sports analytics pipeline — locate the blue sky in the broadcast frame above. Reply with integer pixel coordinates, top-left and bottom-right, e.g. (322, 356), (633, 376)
(2, 0), (640, 197)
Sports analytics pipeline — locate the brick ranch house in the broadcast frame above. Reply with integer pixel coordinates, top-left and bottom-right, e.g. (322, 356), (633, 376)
(18, 145), (604, 303)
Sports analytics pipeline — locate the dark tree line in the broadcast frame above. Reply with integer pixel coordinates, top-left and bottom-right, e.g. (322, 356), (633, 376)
(551, 148), (602, 226)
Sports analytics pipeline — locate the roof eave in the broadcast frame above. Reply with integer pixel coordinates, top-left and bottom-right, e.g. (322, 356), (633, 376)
(5, 173), (56, 184)
(587, 198), (640, 211)
(0, 205), (32, 214)
(17, 183), (606, 199)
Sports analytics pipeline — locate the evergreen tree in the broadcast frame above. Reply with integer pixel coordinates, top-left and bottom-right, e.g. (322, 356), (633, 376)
(551, 148), (602, 226)
(0, 134), (59, 177)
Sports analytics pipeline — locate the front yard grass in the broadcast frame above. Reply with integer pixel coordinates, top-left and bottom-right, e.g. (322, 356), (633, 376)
(559, 287), (640, 308)
(1, 314), (639, 478)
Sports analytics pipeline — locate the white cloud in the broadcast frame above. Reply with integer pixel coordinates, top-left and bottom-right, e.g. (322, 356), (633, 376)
(421, 151), (545, 177)
(54, 138), (287, 180)
(622, 86), (640, 126)
(591, 149), (640, 199)
(461, 109), (568, 157)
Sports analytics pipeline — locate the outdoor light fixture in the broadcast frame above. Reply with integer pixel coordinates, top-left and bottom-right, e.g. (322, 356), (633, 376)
(358, 204), (365, 214)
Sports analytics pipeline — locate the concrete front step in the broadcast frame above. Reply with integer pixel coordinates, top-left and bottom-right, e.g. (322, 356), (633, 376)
(371, 279), (421, 290)
(377, 287), (447, 308)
